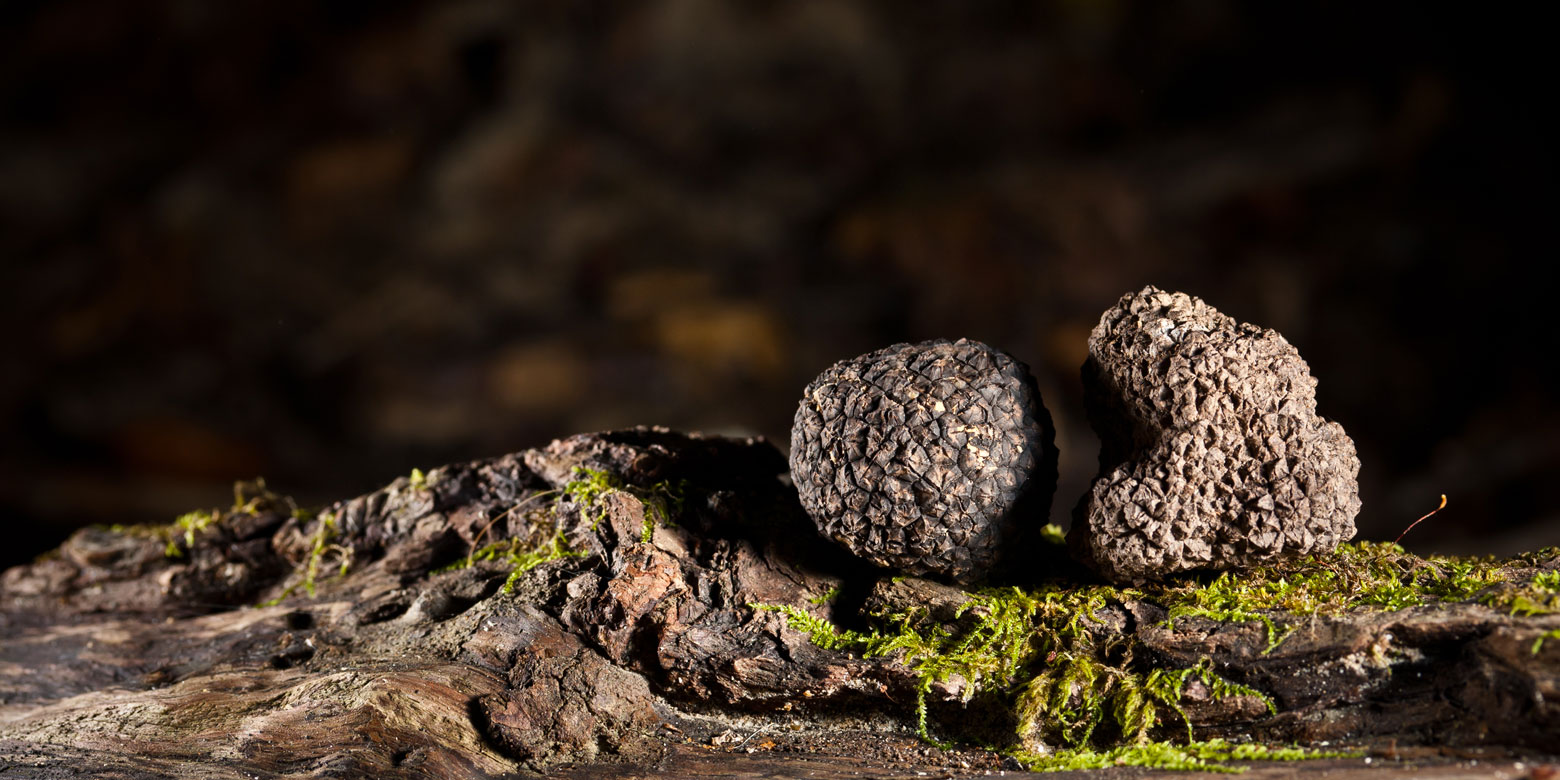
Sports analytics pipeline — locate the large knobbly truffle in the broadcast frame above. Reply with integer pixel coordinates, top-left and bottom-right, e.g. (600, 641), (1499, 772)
(1070, 286), (1361, 583)
(789, 338), (1057, 583)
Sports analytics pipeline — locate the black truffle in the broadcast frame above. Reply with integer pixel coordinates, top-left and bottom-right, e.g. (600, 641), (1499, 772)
(789, 338), (1057, 583)
(1070, 286), (1361, 583)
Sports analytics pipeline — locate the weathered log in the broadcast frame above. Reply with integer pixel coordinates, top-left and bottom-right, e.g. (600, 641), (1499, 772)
(1, 428), (1556, 778)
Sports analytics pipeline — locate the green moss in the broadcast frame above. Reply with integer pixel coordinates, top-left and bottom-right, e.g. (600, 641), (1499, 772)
(1155, 542), (1556, 651)
(558, 466), (685, 540)
(1532, 628), (1560, 656)
(1039, 523), (1067, 545)
(752, 587), (1307, 771)
(562, 467), (619, 530)
(437, 466), (684, 591)
(257, 512), (349, 607)
(231, 477), (291, 515)
(460, 529), (587, 593)
(808, 587), (841, 606)
(1015, 738), (1356, 773)
(408, 467), (429, 492)
(161, 478), (306, 558)
(436, 496), (582, 591)
(750, 540), (1560, 772)
(755, 586), (1118, 744)
(101, 522), (168, 538)
(165, 510), (218, 558)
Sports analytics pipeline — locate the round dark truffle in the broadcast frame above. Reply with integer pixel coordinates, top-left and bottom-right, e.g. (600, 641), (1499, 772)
(1069, 286), (1361, 584)
(789, 338), (1057, 583)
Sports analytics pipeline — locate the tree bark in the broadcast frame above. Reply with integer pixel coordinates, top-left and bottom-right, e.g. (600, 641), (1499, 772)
(1, 429), (1556, 778)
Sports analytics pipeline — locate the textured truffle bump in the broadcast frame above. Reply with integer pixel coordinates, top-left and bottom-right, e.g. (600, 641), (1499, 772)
(1069, 286), (1361, 583)
(789, 338), (1057, 583)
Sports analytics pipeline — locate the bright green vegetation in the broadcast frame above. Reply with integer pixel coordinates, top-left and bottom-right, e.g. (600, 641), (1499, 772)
(140, 478), (351, 608)
(752, 541), (1560, 772)
(1158, 542), (1557, 651)
(408, 467), (430, 491)
(439, 467), (686, 590)
(1013, 738), (1357, 773)
(456, 530), (586, 594)
(1532, 628), (1560, 655)
(556, 466), (685, 541)
(165, 510), (218, 558)
(259, 512), (349, 607)
(808, 587), (841, 606)
(162, 478), (299, 558)
(752, 587), (1307, 771)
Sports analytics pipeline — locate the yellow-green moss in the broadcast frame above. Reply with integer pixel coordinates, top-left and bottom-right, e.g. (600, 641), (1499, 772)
(438, 467), (685, 590)
(556, 466), (685, 541)
(749, 540), (1559, 772)
(1014, 738), (1357, 773)
(808, 587), (841, 606)
(751, 586), (1307, 771)
(1156, 542), (1556, 652)
(1532, 628), (1560, 655)
(458, 529), (586, 593)
(162, 478), (304, 559)
(164, 510), (218, 558)
(257, 512), (348, 607)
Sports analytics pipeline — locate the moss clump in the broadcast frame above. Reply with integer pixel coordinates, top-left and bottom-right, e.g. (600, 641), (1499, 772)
(751, 540), (1560, 772)
(808, 587), (841, 606)
(162, 478), (305, 559)
(408, 467), (430, 492)
(441, 467), (685, 590)
(231, 477), (294, 515)
(1019, 655), (1273, 753)
(1532, 628), (1560, 656)
(258, 512), (349, 607)
(1155, 542), (1556, 652)
(458, 529), (586, 593)
(752, 586), (1307, 771)
(438, 494), (576, 590)
(557, 466), (685, 541)
(1013, 738), (1357, 773)
(165, 510), (218, 558)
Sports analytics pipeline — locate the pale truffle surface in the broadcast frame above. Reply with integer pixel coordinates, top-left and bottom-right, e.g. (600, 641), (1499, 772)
(1069, 286), (1360, 583)
(789, 338), (1056, 583)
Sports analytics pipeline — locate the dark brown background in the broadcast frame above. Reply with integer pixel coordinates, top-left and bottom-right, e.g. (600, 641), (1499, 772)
(2, 1), (1555, 570)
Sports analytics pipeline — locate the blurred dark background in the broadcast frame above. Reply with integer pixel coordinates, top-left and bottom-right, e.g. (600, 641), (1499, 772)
(2, 1), (1556, 570)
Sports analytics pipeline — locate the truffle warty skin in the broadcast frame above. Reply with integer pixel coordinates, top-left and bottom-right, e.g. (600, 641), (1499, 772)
(1069, 286), (1361, 584)
(789, 338), (1057, 583)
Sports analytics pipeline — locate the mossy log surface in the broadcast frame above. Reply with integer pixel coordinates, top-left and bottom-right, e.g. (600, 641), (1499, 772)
(1, 429), (1556, 779)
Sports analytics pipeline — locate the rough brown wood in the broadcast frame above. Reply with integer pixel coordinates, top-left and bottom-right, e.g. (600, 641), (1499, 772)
(1, 428), (1556, 778)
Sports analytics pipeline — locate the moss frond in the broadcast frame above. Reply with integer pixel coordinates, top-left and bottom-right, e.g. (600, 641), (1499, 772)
(437, 465), (686, 593)
(1157, 542), (1556, 651)
(165, 509), (219, 558)
(1013, 738), (1357, 773)
(558, 466), (686, 541)
(749, 539), (1556, 771)
(257, 512), (349, 607)
(808, 587), (841, 606)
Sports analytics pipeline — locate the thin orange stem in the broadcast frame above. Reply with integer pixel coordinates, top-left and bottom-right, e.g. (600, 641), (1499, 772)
(1394, 494), (1447, 545)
